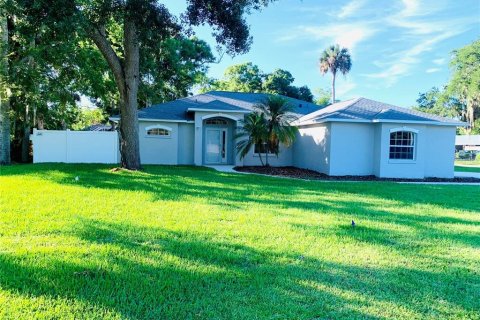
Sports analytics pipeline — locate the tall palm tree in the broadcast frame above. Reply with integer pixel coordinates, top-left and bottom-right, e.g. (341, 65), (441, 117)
(319, 44), (352, 104)
(254, 96), (298, 166)
(235, 112), (268, 166)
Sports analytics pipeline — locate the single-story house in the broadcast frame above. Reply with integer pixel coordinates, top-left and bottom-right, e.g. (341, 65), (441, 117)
(110, 91), (465, 179)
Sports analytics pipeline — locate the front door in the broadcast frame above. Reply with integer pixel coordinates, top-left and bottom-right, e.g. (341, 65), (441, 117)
(205, 128), (227, 164)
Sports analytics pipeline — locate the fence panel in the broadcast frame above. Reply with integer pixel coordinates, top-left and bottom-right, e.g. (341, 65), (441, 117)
(31, 129), (119, 164)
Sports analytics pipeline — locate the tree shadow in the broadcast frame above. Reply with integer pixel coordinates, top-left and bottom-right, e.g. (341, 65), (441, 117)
(0, 219), (478, 319)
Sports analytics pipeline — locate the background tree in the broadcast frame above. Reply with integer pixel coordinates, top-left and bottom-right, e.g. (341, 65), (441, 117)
(314, 88), (331, 107)
(446, 39), (479, 130)
(214, 62), (264, 92)
(319, 44), (352, 103)
(204, 63), (315, 102)
(0, 11), (10, 164)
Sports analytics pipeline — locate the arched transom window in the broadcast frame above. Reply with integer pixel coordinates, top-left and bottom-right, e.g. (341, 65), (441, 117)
(205, 118), (228, 125)
(145, 125), (172, 137)
(389, 130), (416, 160)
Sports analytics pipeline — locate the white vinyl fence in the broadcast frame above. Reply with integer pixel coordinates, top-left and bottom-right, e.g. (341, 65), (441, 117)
(31, 129), (119, 163)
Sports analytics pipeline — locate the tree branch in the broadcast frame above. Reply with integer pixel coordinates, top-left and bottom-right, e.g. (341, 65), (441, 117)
(88, 25), (126, 97)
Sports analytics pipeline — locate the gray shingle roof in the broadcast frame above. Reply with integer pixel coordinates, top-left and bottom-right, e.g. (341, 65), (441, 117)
(110, 91), (323, 121)
(110, 93), (465, 127)
(296, 97), (465, 126)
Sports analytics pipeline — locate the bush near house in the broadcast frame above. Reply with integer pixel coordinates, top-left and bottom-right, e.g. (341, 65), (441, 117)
(0, 164), (479, 319)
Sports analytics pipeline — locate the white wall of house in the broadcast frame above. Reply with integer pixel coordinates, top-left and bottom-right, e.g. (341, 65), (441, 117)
(242, 143), (293, 167)
(329, 122), (375, 176)
(139, 121), (178, 165)
(177, 123), (195, 165)
(376, 123), (426, 179)
(31, 129), (119, 163)
(423, 126), (456, 178)
(293, 123), (331, 174)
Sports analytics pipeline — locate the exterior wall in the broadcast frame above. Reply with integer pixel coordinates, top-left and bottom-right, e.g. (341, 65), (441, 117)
(424, 126), (456, 178)
(376, 123), (427, 179)
(31, 129), (119, 163)
(177, 123), (195, 165)
(293, 123), (331, 174)
(329, 122), (374, 176)
(139, 121), (178, 165)
(242, 143), (293, 167)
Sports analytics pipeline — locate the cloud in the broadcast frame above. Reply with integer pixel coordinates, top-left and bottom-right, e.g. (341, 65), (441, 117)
(335, 78), (357, 97)
(279, 23), (376, 52)
(433, 58), (446, 65)
(426, 68), (441, 73)
(337, 0), (366, 19)
(365, 30), (462, 86)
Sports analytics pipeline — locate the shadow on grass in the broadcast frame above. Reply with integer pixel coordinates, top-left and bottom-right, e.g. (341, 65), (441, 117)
(0, 219), (478, 319)
(2, 164), (479, 249)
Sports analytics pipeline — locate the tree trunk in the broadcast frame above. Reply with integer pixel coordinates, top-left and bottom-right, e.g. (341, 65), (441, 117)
(0, 15), (10, 165)
(119, 18), (141, 169)
(21, 105), (30, 162)
(331, 72), (336, 104)
(89, 20), (141, 170)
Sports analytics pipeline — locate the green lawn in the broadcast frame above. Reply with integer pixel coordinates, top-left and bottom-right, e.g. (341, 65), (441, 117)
(455, 164), (480, 173)
(0, 164), (479, 319)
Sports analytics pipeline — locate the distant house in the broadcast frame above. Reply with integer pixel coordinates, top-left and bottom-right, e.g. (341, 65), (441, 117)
(455, 135), (480, 152)
(109, 91), (465, 179)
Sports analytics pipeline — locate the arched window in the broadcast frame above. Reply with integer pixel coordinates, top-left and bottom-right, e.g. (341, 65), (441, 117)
(389, 130), (416, 160)
(205, 118), (228, 125)
(145, 125), (171, 138)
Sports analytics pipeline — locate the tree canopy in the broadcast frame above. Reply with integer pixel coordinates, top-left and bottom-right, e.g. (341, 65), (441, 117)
(414, 39), (480, 133)
(204, 62), (315, 102)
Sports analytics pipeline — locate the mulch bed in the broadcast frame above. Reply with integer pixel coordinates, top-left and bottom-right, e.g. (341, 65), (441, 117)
(234, 166), (480, 183)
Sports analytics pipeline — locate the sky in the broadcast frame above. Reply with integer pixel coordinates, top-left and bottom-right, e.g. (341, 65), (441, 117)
(162, 0), (479, 107)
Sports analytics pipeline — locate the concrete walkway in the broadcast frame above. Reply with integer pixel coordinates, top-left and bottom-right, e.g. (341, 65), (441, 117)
(205, 165), (242, 173)
(454, 171), (480, 179)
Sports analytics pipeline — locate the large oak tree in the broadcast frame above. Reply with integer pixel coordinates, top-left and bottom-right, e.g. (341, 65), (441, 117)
(19, 0), (274, 169)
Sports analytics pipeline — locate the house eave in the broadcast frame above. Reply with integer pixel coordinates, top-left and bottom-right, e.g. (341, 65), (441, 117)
(295, 118), (466, 127)
(109, 117), (194, 123)
(187, 108), (250, 113)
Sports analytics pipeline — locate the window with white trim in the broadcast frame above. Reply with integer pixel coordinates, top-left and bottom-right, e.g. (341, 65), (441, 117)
(389, 131), (415, 160)
(146, 127), (171, 137)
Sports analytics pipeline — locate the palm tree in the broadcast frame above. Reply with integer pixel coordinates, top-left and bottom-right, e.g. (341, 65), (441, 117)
(235, 112), (268, 166)
(254, 96), (298, 166)
(319, 44), (352, 104)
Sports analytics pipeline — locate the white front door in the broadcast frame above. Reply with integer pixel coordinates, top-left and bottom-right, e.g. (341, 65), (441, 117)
(205, 129), (227, 164)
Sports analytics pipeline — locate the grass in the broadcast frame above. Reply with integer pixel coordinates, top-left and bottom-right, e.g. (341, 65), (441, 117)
(455, 166), (480, 173)
(0, 164), (479, 319)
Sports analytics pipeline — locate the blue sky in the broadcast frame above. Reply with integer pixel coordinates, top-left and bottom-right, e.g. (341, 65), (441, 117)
(164, 0), (479, 107)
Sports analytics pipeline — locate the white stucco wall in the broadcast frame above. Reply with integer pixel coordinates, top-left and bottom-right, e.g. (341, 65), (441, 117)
(376, 123), (427, 179)
(242, 143), (293, 167)
(293, 123), (330, 174)
(177, 123), (195, 165)
(329, 122), (374, 176)
(139, 121), (178, 165)
(423, 126), (456, 178)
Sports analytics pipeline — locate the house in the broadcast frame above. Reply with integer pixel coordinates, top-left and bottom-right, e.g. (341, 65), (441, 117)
(110, 91), (465, 179)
